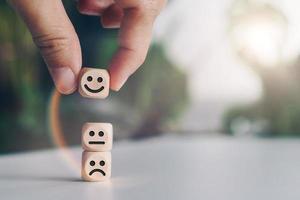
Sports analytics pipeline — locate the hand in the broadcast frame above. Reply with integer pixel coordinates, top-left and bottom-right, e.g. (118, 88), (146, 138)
(8, 0), (167, 94)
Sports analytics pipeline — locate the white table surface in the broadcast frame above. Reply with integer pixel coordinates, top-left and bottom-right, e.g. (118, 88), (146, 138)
(1, 135), (300, 200)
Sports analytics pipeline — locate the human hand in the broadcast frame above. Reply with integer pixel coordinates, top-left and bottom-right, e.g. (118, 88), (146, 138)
(9, 0), (167, 94)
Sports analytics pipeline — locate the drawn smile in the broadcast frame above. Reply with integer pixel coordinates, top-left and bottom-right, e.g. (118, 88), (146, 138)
(84, 84), (104, 93)
(89, 169), (106, 176)
(89, 141), (105, 145)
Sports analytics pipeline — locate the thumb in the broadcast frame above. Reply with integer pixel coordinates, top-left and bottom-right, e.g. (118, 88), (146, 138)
(9, 0), (82, 94)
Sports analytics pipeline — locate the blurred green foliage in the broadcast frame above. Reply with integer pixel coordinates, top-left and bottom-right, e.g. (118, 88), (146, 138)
(224, 60), (300, 137)
(0, 1), (188, 153)
(0, 2), (44, 130)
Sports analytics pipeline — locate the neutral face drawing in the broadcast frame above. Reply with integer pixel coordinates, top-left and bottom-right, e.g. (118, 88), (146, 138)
(87, 130), (105, 145)
(82, 123), (113, 152)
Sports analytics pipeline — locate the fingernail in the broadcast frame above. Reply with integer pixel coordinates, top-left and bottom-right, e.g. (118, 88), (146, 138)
(102, 23), (121, 29)
(50, 67), (77, 94)
(112, 76), (128, 91)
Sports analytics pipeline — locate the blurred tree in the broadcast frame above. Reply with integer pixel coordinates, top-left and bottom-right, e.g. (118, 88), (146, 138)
(0, 2), (50, 153)
(224, 61), (300, 136)
(119, 44), (188, 139)
(224, 1), (300, 137)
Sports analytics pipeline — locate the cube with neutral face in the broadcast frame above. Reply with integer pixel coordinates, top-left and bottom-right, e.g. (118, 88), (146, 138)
(79, 68), (110, 99)
(82, 151), (111, 181)
(82, 122), (113, 152)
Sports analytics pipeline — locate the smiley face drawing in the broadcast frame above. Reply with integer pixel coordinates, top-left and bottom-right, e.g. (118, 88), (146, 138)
(82, 123), (113, 152)
(82, 151), (111, 181)
(79, 68), (110, 99)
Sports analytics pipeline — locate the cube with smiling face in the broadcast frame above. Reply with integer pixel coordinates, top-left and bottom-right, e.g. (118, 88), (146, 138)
(81, 122), (113, 152)
(79, 68), (110, 99)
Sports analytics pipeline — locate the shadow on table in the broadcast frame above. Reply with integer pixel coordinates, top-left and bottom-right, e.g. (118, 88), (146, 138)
(0, 173), (148, 187)
(0, 174), (82, 182)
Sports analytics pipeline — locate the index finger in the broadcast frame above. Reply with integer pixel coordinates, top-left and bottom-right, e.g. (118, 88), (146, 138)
(108, 1), (164, 91)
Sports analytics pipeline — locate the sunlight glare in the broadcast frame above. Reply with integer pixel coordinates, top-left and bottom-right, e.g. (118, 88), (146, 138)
(231, 6), (287, 68)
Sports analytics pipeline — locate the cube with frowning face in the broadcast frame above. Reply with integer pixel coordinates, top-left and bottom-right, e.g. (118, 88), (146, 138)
(82, 151), (111, 181)
(82, 122), (113, 152)
(79, 68), (109, 99)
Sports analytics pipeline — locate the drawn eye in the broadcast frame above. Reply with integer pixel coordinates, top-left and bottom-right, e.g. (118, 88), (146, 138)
(97, 77), (103, 83)
(87, 76), (93, 82)
(90, 160), (95, 166)
(98, 131), (104, 137)
(89, 131), (95, 136)
(99, 160), (105, 166)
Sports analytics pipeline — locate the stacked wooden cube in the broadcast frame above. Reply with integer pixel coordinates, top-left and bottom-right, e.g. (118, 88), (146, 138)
(79, 68), (112, 182)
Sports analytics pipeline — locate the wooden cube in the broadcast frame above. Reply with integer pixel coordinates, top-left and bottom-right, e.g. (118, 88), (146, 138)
(78, 67), (110, 99)
(82, 122), (113, 152)
(82, 151), (111, 182)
